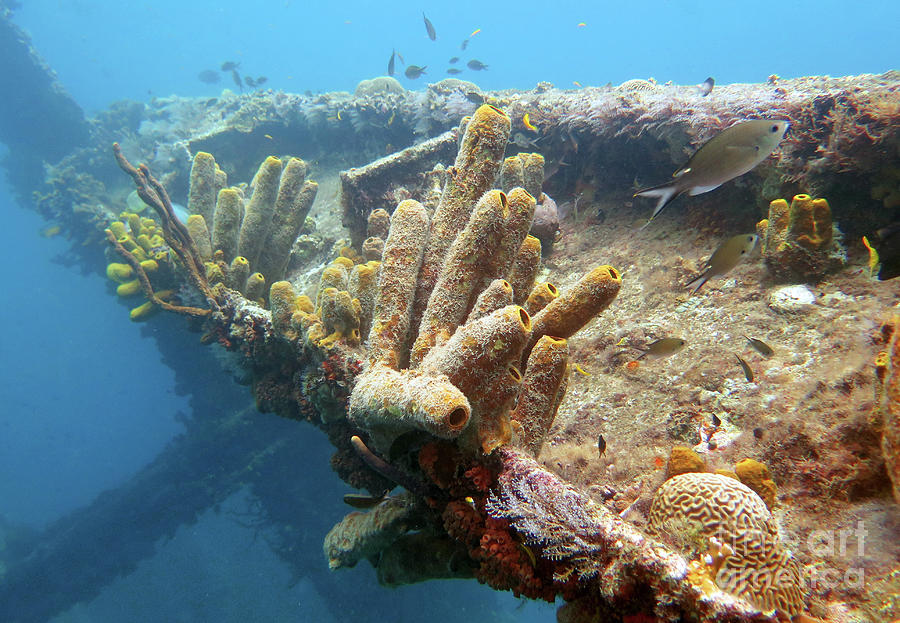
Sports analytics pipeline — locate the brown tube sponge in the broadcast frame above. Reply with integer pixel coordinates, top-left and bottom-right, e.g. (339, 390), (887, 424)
(524, 281), (559, 315)
(411, 190), (511, 365)
(185, 215), (213, 261)
(466, 279), (513, 323)
(187, 152), (218, 227)
(349, 260), (380, 339)
(349, 365), (471, 439)
(511, 335), (570, 456)
(411, 105), (511, 336)
(527, 266), (621, 354)
(508, 235), (542, 305)
(368, 200), (429, 369)
(211, 188), (244, 263)
(237, 156), (283, 267)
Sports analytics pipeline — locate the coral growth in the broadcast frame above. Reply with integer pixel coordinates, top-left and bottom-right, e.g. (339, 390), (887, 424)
(874, 317), (900, 504)
(757, 194), (845, 280)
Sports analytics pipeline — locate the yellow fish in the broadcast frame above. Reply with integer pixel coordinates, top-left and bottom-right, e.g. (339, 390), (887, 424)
(577, 22), (586, 27)
(862, 236), (879, 277)
(574, 363), (589, 376)
(523, 113), (537, 132)
(337, 110), (343, 121)
(573, 80), (583, 88)
(264, 134), (273, 140)
(470, 28), (481, 37)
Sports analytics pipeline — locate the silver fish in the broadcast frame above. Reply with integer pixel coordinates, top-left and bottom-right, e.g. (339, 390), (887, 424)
(734, 354), (754, 382)
(405, 65), (427, 79)
(686, 233), (758, 293)
(635, 120), (789, 226)
(698, 77), (714, 96)
(423, 13), (436, 41)
(388, 49), (396, 76)
(635, 337), (685, 359)
(743, 335), (774, 358)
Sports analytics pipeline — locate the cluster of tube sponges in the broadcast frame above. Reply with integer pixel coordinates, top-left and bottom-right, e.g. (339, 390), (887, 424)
(183, 151), (318, 305)
(757, 193), (844, 280)
(269, 104), (621, 457)
(105, 212), (176, 320)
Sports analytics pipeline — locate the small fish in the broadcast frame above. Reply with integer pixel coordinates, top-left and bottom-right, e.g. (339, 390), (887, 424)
(573, 80), (583, 88)
(862, 235), (880, 277)
(464, 496), (477, 510)
(220, 61), (240, 71)
(510, 132), (539, 148)
(387, 110), (396, 125)
(634, 120), (789, 225)
(467, 59), (488, 71)
(597, 434), (606, 457)
(577, 22), (586, 27)
(574, 363), (589, 376)
(244, 76), (257, 88)
(523, 113), (537, 131)
(743, 335), (774, 358)
(337, 110), (343, 121)
(256, 76), (268, 85)
(685, 234), (758, 293)
(614, 337), (628, 347)
(698, 76), (715, 96)
(449, 56), (460, 64)
(460, 38), (469, 50)
(446, 68), (462, 75)
(423, 13), (436, 40)
(405, 65), (427, 79)
(464, 91), (485, 105)
(470, 28), (481, 37)
(734, 354), (754, 382)
(388, 49), (396, 76)
(197, 69), (220, 84)
(343, 491), (388, 509)
(635, 337), (686, 359)
(264, 134), (273, 140)
(753, 427), (764, 440)
(711, 413), (721, 427)
(231, 69), (243, 91)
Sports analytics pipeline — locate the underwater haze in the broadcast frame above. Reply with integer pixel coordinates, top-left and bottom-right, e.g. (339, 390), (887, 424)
(1, 0), (899, 622)
(12, 0), (899, 112)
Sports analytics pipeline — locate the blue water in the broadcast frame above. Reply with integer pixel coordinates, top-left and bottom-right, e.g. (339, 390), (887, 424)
(1, 1), (898, 621)
(12, 0), (899, 113)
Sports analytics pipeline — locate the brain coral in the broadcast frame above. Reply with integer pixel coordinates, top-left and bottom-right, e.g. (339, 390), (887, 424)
(648, 472), (805, 617)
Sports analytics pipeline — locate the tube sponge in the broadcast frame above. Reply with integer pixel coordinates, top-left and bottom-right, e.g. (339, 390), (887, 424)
(412, 190), (512, 365)
(186, 215), (213, 261)
(212, 188), (244, 263)
(527, 266), (621, 355)
(227, 256), (251, 292)
(412, 104), (511, 334)
(106, 262), (133, 284)
(349, 261), (380, 339)
(187, 152), (218, 227)
(508, 235), (541, 305)
(511, 335), (570, 456)
(466, 279), (513, 322)
(349, 364), (471, 438)
(245, 272), (266, 302)
(524, 281), (558, 315)
(256, 158), (318, 282)
(368, 200), (429, 369)
(237, 156), (283, 267)
(270, 280), (299, 339)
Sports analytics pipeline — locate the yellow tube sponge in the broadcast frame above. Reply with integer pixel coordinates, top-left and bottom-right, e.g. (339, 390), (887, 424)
(106, 262), (133, 284)
(527, 266), (621, 355)
(116, 279), (142, 297)
(211, 188), (244, 263)
(411, 190), (512, 365)
(511, 335), (569, 456)
(257, 158), (318, 282)
(758, 194), (844, 279)
(316, 262), (351, 309)
(476, 187), (536, 295)
(245, 272), (266, 302)
(349, 364), (471, 439)
(412, 104), (511, 334)
(187, 152), (218, 227)
(734, 458), (777, 510)
(524, 281), (559, 315)
(319, 287), (362, 346)
(186, 215), (213, 261)
(348, 261), (380, 339)
(237, 156), (283, 267)
(227, 256), (251, 293)
(367, 208), (391, 240)
(270, 280), (299, 340)
(499, 155), (525, 192)
(466, 279), (513, 322)
(520, 153), (545, 204)
(129, 300), (156, 321)
(421, 305), (532, 403)
(368, 200), (429, 369)
(508, 235), (542, 305)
